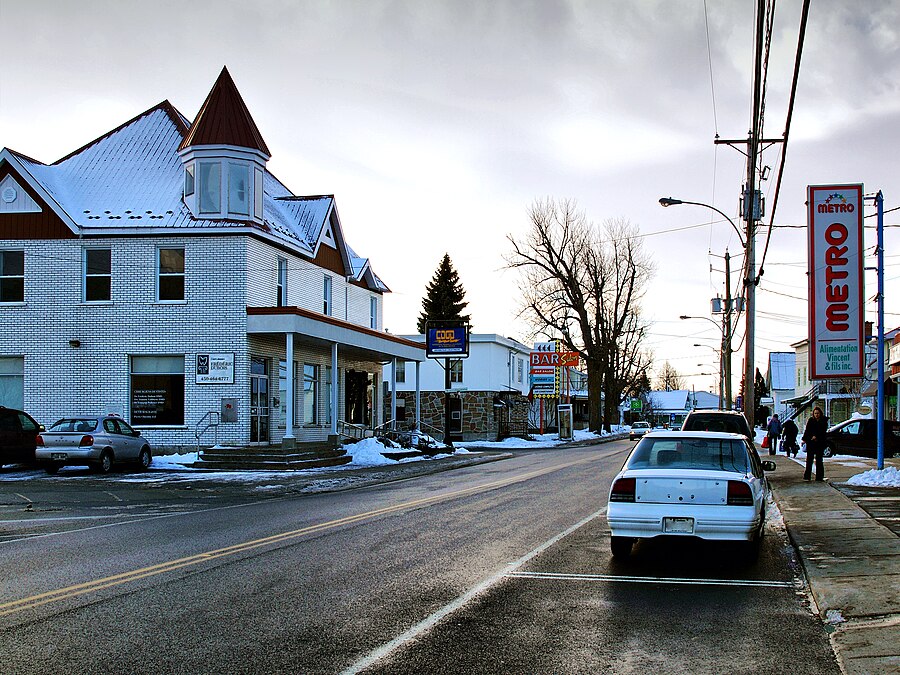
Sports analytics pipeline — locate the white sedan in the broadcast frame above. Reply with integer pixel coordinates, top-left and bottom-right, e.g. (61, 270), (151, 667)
(606, 431), (775, 559)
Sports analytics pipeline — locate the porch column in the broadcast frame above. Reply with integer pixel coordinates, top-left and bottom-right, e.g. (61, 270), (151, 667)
(284, 332), (295, 443)
(331, 342), (339, 436)
(415, 361), (421, 427)
(391, 357), (397, 429)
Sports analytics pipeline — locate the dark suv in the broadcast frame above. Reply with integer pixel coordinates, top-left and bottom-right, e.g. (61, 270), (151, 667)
(824, 418), (900, 458)
(681, 409), (755, 446)
(0, 406), (44, 468)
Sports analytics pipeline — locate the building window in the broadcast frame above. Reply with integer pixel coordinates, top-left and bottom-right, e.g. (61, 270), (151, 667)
(323, 274), (332, 315)
(198, 161), (221, 214)
(517, 358), (524, 383)
(130, 355), (185, 425)
(158, 248), (185, 301)
(396, 361), (406, 383)
(370, 296), (378, 329)
(325, 365), (333, 425)
(303, 364), (319, 424)
(0, 250), (24, 303)
(84, 248), (111, 302)
(254, 168), (264, 219)
(184, 163), (195, 197)
(450, 360), (463, 383)
(228, 163), (249, 216)
(277, 257), (287, 307)
(0, 357), (24, 409)
(278, 360), (300, 426)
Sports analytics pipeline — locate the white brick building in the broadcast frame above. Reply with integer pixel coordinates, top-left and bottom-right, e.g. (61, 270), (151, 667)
(0, 67), (424, 452)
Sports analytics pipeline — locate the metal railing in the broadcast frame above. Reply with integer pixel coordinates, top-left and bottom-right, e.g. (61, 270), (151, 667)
(373, 419), (449, 449)
(195, 411), (220, 456)
(337, 420), (372, 441)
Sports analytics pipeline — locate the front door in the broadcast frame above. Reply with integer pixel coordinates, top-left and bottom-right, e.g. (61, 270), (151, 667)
(250, 357), (269, 444)
(345, 370), (373, 426)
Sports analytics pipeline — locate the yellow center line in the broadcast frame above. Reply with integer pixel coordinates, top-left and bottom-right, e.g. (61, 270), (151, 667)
(1, 451), (613, 617)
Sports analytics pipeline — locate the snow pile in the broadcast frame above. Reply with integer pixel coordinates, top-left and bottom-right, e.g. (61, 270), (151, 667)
(344, 437), (396, 467)
(847, 466), (900, 488)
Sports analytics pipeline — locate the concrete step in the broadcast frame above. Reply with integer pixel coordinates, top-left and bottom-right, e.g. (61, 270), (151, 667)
(191, 454), (352, 471)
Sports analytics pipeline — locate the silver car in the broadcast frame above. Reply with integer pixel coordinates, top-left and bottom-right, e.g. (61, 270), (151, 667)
(36, 415), (152, 474)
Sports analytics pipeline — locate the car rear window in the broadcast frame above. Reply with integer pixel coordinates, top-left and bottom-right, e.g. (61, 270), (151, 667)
(49, 419), (99, 433)
(626, 437), (751, 473)
(682, 414), (750, 436)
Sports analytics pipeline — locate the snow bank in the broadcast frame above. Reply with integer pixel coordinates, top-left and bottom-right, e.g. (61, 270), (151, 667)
(847, 466), (900, 488)
(344, 437), (396, 467)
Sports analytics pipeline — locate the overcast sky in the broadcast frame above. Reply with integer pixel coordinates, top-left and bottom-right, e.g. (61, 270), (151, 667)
(3, 0), (899, 393)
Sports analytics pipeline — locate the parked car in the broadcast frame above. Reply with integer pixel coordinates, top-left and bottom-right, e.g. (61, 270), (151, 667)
(681, 409), (755, 447)
(606, 431), (775, 559)
(36, 415), (152, 474)
(629, 421), (651, 441)
(824, 418), (900, 458)
(0, 406), (44, 468)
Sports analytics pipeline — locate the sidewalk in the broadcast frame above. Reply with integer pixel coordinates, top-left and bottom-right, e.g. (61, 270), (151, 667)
(767, 453), (900, 675)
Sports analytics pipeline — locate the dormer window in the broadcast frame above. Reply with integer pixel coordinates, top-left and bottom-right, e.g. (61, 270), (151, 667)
(228, 163), (249, 216)
(198, 161), (221, 214)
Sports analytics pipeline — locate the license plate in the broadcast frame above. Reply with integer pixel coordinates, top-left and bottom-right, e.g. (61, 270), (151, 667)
(51, 453), (68, 461)
(663, 517), (694, 534)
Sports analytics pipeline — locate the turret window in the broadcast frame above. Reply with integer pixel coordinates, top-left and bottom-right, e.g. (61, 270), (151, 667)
(198, 162), (221, 214)
(229, 163), (249, 216)
(184, 164), (195, 197)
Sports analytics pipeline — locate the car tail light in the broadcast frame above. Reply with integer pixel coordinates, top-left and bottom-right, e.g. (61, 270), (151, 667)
(36, 435), (45, 447)
(610, 477), (636, 502)
(79, 435), (94, 447)
(727, 480), (754, 505)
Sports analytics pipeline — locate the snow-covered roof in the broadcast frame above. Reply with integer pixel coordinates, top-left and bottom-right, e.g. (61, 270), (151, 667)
(768, 352), (796, 391)
(648, 390), (690, 411)
(1, 79), (386, 293)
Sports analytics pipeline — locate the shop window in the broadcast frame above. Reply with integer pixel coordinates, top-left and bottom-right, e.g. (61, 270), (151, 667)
(0, 357), (24, 408)
(130, 355), (185, 425)
(304, 364), (319, 424)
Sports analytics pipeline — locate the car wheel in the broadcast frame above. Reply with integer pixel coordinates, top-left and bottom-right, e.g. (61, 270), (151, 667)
(610, 536), (634, 559)
(823, 444), (835, 458)
(44, 463), (61, 475)
(138, 447), (152, 470)
(95, 450), (114, 474)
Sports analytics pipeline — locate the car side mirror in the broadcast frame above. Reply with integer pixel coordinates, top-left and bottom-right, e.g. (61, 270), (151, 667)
(133, 430), (141, 437)
(762, 460), (776, 472)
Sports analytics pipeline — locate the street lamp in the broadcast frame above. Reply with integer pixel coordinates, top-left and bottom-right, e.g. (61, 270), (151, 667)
(663, 197), (745, 416)
(682, 316), (728, 410)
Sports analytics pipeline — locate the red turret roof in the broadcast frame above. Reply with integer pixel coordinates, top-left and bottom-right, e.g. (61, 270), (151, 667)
(178, 66), (270, 156)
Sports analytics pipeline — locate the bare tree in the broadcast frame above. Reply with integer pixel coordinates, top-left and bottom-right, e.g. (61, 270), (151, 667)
(506, 198), (654, 431)
(657, 361), (684, 391)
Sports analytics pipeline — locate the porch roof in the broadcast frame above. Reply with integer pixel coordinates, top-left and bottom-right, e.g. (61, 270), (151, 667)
(247, 306), (425, 363)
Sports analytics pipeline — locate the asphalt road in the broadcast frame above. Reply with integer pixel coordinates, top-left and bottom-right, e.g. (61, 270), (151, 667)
(0, 441), (840, 674)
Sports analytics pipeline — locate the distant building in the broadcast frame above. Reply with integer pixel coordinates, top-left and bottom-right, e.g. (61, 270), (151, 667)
(383, 334), (535, 442)
(765, 352), (796, 419)
(644, 389), (718, 428)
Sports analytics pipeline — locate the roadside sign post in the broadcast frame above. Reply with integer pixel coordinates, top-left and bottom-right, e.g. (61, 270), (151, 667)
(426, 322), (470, 448)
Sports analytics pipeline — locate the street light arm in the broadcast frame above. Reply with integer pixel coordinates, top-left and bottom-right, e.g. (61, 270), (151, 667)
(659, 197), (745, 245)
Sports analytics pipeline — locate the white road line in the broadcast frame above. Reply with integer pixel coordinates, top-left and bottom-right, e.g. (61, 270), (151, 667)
(14, 493), (32, 504)
(340, 507), (608, 675)
(104, 491), (124, 502)
(506, 571), (796, 588)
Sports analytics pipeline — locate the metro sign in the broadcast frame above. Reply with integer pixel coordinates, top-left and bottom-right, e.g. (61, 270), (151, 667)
(530, 351), (579, 369)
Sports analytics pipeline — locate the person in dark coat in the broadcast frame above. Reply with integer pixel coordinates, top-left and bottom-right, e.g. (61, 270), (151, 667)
(766, 414), (782, 455)
(802, 406), (828, 481)
(781, 418), (799, 457)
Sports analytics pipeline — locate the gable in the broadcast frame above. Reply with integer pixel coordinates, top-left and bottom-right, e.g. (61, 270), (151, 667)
(0, 163), (76, 240)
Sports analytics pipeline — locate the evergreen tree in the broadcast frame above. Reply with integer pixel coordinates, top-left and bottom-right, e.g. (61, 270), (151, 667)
(416, 253), (471, 334)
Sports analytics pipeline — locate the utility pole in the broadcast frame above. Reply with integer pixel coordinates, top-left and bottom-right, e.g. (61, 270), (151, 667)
(724, 250), (733, 409)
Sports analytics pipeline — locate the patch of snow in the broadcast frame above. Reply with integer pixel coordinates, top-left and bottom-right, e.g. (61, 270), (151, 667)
(345, 437), (396, 467)
(847, 466), (900, 488)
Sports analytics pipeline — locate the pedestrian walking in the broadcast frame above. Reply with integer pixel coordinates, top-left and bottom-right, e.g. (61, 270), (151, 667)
(781, 418), (799, 457)
(766, 413), (782, 455)
(802, 407), (828, 481)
